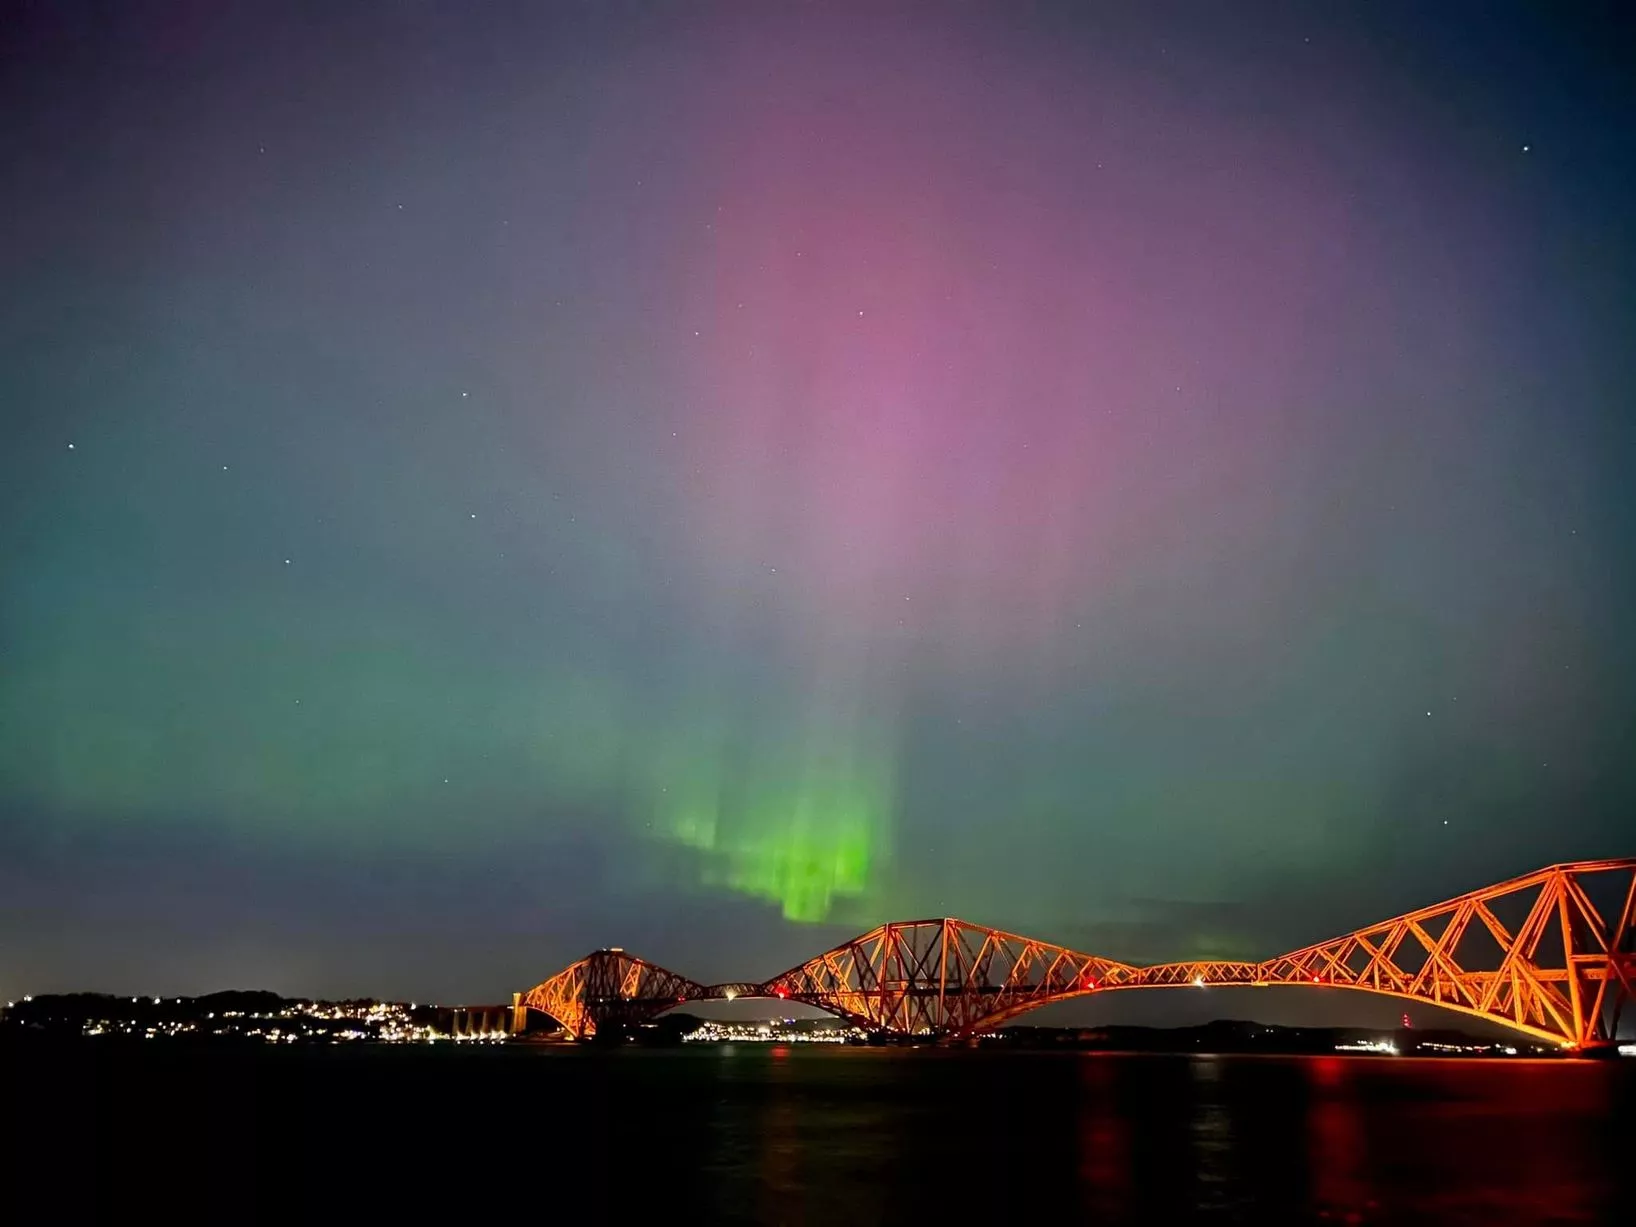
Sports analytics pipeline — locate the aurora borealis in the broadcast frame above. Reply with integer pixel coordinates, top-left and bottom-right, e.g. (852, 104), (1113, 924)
(3, 3), (1634, 1007)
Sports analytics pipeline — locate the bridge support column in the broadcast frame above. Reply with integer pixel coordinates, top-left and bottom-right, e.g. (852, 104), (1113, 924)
(511, 992), (526, 1035)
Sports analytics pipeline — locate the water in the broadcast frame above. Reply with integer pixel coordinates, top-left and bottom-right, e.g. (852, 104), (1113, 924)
(7, 1043), (1631, 1223)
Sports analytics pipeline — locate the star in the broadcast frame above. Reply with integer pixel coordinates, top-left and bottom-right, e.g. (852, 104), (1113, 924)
(461, 391), (468, 398)
(1522, 144), (1530, 153)
(284, 558), (291, 565)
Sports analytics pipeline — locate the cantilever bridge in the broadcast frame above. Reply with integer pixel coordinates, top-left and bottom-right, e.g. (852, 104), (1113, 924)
(513, 858), (1636, 1051)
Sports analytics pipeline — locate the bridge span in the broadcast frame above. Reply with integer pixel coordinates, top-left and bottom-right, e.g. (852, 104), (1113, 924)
(513, 858), (1635, 1051)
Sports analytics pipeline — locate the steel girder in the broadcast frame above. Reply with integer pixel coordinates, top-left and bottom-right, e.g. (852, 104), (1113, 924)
(515, 859), (1635, 1048)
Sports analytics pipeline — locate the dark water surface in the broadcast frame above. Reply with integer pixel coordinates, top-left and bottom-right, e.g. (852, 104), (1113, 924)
(7, 1043), (1631, 1223)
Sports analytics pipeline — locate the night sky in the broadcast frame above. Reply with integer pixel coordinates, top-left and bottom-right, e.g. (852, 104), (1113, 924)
(4, 2), (1634, 1013)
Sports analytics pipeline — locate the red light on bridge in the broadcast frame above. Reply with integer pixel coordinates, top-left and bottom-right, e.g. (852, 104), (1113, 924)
(774, 986), (789, 999)
(1080, 977), (1098, 990)
(1312, 975), (1321, 984)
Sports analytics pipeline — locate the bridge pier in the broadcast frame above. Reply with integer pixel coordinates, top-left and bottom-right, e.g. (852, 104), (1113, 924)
(511, 992), (526, 1035)
(1574, 1041), (1624, 1060)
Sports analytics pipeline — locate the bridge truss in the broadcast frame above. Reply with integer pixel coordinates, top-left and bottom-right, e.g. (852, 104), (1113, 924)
(761, 920), (1139, 1035)
(516, 948), (709, 1040)
(513, 858), (1635, 1048)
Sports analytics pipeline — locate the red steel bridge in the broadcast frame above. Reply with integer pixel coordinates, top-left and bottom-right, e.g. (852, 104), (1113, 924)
(513, 858), (1636, 1052)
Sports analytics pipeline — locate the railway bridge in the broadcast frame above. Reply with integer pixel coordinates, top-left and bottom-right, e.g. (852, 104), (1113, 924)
(512, 859), (1636, 1052)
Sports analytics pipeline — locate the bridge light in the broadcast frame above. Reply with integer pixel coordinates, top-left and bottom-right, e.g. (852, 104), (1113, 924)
(724, 989), (737, 1002)
(774, 986), (789, 1000)
(1193, 976), (1205, 988)
(1311, 975), (1321, 984)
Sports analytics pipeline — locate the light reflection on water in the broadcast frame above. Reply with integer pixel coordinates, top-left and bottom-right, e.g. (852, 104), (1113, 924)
(1188, 1054), (1236, 1214)
(1308, 1055), (1372, 1221)
(1078, 1054), (1131, 1220)
(8, 1042), (1631, 1222)
(681, 1048), (1625, 1224)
